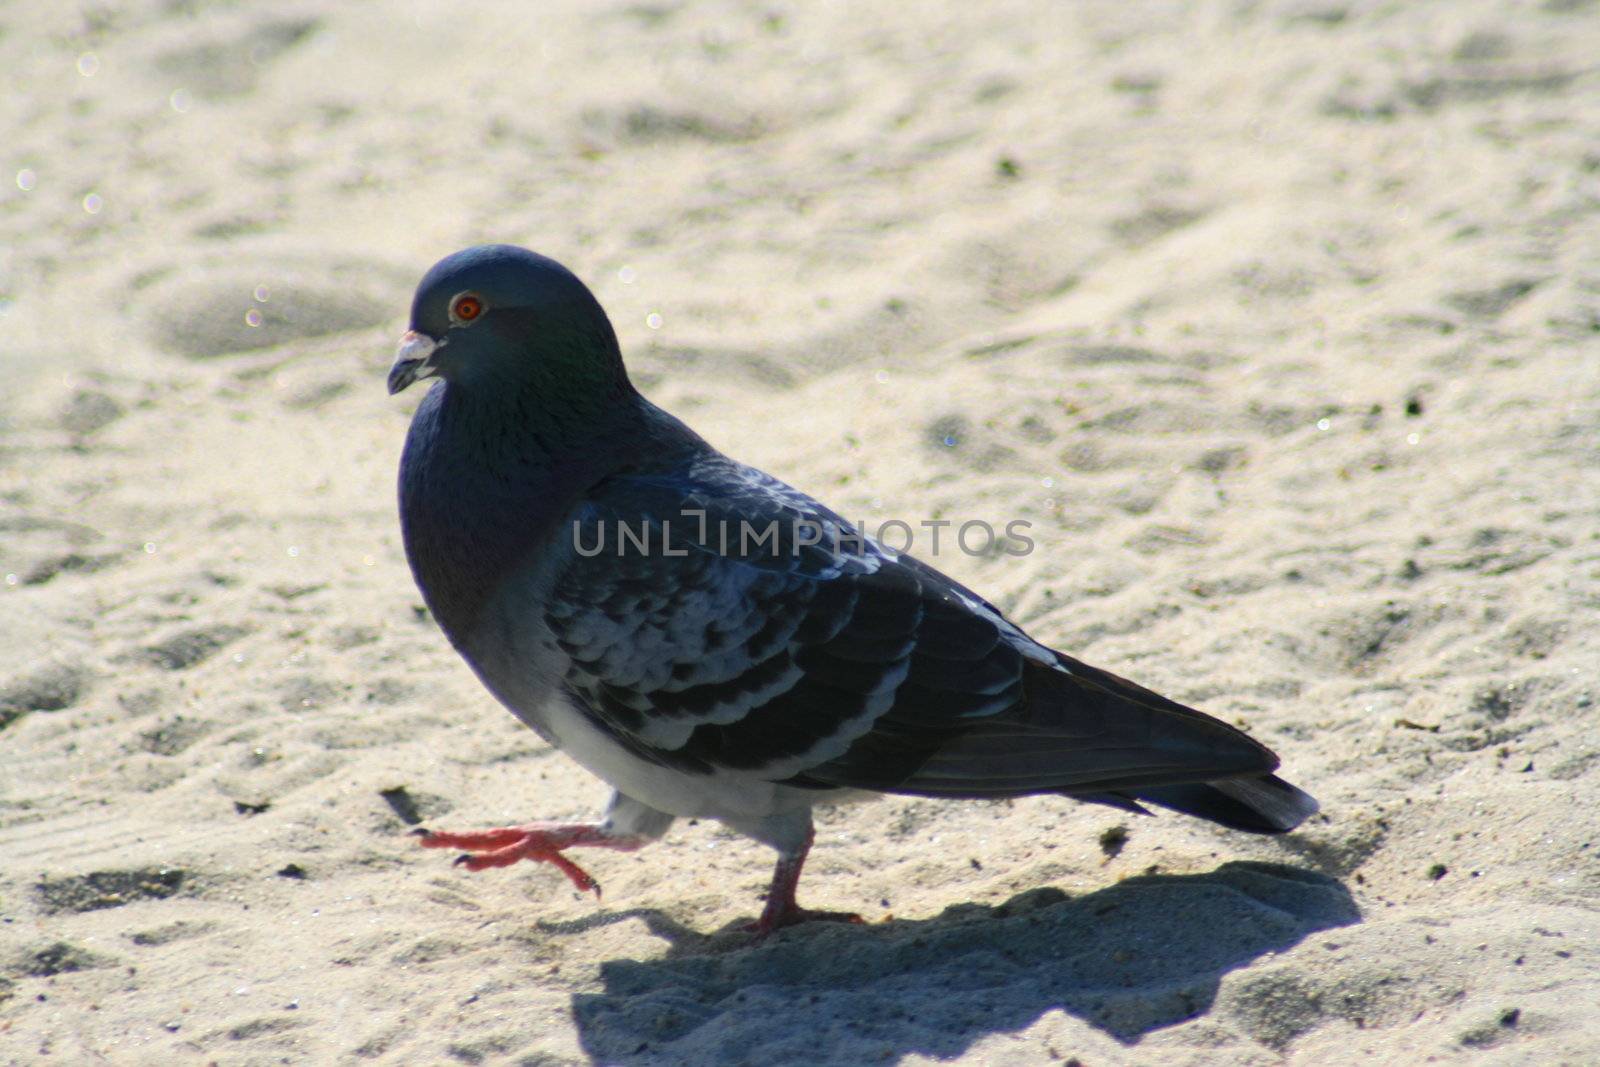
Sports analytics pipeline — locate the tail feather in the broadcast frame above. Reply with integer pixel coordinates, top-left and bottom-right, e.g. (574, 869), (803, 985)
(1116, 773), (1319, 834)
(797, 644), (1319, 831)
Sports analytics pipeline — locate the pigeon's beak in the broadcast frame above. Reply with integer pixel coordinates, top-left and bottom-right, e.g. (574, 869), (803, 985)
(387, 330), (442, 395)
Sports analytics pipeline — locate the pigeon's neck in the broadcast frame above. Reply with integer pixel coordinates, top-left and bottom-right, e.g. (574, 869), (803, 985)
(398, 377), (651, 642)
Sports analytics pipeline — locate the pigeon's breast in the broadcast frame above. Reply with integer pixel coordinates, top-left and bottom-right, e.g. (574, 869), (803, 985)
(456, 590), (568, 745)
(398, 385), (573, 643)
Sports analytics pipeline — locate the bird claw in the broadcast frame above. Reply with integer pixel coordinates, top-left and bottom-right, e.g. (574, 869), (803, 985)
(446, 842), (600, 894)
(744, 907), (865, 940)
(418, 822), (627, 897)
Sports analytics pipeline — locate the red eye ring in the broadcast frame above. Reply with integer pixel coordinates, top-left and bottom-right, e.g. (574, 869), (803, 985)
(449, 292), (484, 324)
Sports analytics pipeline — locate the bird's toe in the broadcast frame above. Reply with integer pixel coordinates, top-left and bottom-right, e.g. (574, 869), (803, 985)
(746, 905), (866, 940)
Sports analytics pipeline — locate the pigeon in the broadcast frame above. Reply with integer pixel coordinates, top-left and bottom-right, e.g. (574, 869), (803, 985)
(387, 244), (1318, 935)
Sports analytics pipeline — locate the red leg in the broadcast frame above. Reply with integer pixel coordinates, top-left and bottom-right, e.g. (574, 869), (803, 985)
(746, 828), (864, 938)
(415, 822), (653, 897)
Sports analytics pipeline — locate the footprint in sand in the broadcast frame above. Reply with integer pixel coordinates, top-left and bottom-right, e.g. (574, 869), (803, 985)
(144, 269), (391, 359)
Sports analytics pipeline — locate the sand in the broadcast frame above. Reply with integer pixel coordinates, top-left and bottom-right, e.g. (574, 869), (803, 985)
(2, 0), (1598, 1063)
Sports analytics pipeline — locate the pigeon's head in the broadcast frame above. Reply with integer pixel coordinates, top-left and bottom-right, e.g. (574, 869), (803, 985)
(388, 245), (626, 398)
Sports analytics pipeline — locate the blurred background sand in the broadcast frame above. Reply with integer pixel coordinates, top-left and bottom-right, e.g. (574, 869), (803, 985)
(2, 1), (1597, 1063)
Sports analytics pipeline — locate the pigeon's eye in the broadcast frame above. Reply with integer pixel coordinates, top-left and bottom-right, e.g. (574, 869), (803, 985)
(449, 292), (485, 325)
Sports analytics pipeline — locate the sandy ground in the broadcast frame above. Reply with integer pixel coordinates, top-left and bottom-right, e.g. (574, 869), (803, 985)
(2, 0), (1598, 1063)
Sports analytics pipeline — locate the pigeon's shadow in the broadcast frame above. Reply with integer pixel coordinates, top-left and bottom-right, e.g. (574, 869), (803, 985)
(565, 861), (1356, 1065)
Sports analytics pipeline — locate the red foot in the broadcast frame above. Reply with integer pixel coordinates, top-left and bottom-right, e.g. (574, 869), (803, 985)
(744, 827), (865, 939)
(745, 906), (865, 939)
(414, 822), (649, 898)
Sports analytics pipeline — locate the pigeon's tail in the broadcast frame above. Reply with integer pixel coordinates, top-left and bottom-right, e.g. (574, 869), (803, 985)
(806, 644), (1319, 834)
(1084, 773), (1319, 834)
(1043, 652), (1318, 833)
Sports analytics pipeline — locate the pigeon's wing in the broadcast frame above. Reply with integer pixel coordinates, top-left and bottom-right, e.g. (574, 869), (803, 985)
(548, 456), (912, 779)
(547, 455), (1292, 810)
